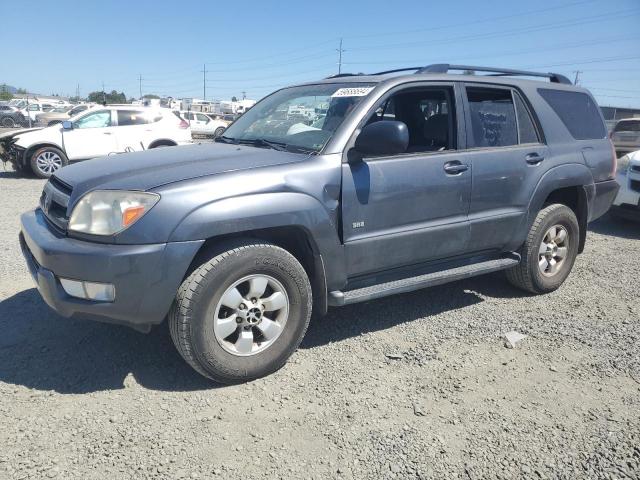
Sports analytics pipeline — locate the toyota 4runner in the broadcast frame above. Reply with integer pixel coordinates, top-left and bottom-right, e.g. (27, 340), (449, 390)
(19, 64), (619, 383)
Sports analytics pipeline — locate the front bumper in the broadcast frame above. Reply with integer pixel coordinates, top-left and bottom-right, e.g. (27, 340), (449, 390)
(20, 209), (203, 330)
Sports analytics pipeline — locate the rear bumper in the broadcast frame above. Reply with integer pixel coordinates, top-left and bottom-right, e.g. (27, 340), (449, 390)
(587, 179), (619, 222)
(20, 209), (203, 330)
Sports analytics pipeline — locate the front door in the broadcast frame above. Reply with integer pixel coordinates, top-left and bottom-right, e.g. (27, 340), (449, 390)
(62, 109), (118, 160)
(341, 84), (472, 278)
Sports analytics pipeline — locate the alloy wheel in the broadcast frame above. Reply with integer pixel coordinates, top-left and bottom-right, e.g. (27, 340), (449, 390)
(35, 151), (62, 175)
(538, 224), (569, 277)
(213, 274), (289, 356)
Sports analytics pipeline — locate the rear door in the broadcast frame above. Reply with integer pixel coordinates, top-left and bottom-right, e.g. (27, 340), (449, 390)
(62, 109), (118, 159)
(114, 109), (154, 151)
(461, 84), (548, 253)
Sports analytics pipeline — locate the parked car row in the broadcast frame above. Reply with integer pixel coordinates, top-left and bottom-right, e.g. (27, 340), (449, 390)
(0, 105), (192, 178)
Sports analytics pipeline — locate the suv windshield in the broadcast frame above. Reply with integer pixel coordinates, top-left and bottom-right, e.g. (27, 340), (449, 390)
(219, 83), (375, 153)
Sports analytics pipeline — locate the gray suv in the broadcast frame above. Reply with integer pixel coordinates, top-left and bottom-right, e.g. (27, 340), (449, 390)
(19, 64), (619, 383)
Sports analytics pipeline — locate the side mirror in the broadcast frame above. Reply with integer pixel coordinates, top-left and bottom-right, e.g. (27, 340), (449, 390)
(61, 121), (73, 130)
(354, 120), (409, 158)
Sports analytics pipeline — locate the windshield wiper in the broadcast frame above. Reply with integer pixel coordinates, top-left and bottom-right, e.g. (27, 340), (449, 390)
(215, 135), (238, 144)
(216, 136), (317, 154)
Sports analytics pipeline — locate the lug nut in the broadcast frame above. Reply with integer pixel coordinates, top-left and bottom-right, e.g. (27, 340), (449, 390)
(236, 317), (242, 324)
(239, 303), (246, 310)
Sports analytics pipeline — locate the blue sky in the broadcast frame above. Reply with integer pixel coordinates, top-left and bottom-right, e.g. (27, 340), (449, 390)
(2, 0), (639, 107)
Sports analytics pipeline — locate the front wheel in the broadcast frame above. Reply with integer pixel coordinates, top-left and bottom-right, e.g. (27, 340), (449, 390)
(169, 241), (312, 383)
(213, 127), (225, 138)
(506, 203), (579, 294)
(1, 117), (16, 128)
(30, 146), (68, 179)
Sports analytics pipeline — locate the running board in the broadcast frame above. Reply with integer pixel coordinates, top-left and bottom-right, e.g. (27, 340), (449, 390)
(328, 255), (520, 306)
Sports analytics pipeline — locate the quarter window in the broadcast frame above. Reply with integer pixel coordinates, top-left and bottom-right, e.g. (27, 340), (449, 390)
(538, 89), (605, 140)
(466, 88), (518, 148)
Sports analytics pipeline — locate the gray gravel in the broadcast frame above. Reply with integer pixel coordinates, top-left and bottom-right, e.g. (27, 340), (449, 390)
(0, 161), (639, 480)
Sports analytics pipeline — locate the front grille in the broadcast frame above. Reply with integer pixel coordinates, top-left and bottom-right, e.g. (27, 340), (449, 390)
(630, 179), (640, 193)
(40, 176), (72, 232)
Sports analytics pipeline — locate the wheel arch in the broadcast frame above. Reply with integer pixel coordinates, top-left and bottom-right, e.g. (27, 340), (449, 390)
(524, 164), (593, 254)
(148, 139), (177, 149)
(23, 142), (66, 168)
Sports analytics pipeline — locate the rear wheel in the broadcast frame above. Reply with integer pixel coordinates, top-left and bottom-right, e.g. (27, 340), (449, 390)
(213, 127), (225, 138)
(1, 117), (16, 128)
(30, 146), (68, 179)
(506, 204), (579, 294)
(169, 241), (312, 383)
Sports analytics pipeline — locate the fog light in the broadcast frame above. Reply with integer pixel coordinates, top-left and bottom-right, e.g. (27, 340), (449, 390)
(60, 278), (115, 302)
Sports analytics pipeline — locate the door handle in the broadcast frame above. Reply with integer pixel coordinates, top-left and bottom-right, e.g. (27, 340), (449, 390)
(525, 153), (544, 165)
(443, 161), (469, 175)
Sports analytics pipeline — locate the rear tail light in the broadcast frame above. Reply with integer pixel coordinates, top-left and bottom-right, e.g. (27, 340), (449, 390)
(178, 119), (189, 129)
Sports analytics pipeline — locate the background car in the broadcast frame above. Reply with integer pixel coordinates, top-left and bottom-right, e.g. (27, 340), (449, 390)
(181, 111), (227, 137)
(35, 104), (93, 126)
(1, 106), (191, 178)
(611, 118), (640, 157)
(0, 108), (26, 128)
(611, 149), (640, 221)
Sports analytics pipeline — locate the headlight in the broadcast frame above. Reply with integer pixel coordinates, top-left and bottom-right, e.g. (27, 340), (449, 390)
(617, 154), (630, 175)
(68, 190), (159, 236)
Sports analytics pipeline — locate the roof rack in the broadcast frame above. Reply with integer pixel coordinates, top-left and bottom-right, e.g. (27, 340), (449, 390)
(370, 64), (572, 84)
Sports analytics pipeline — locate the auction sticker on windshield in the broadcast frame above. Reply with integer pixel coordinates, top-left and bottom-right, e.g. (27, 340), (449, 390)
(331, 87), (375, 97)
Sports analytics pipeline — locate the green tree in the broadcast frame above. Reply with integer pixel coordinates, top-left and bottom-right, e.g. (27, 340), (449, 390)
(0, 84), (12, 101)
(142, 94), (160, 100)
(87, 90), (127, 104)
(231, 96), (238, 102)
(16, 88), (27, 94)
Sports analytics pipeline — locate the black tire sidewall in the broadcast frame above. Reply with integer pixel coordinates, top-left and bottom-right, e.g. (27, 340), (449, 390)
(30, 146), (68, 179)
(2, 117), (15, 127)
(528, 206), (579, 292)
(189, 246), (311, 382)
(214, 127), (225, 137)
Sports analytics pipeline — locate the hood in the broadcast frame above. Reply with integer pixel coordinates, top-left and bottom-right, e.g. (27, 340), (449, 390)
(56, 142), (309, 198)
(0, 127), (42, 141)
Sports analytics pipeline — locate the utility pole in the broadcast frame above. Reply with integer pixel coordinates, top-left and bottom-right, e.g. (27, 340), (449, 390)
(102, 81), (106, 105)
(573, 70), (582, 85)
(242, 91), (246, 100)
(76, 83), (80, 101)
(201, 64), (209, 100)
(138, 74), (143, 99)
(336, 38), (345, 75)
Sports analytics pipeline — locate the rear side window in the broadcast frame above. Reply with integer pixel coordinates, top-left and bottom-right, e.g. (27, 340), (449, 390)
(466, 88), (518, 148)
(117, 110), (148, 126)
(513, 92), (540, 144)
(538, 89), (605, 140)
(614, 120), (640, 132)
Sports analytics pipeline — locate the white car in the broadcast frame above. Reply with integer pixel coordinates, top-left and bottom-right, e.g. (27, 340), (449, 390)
(0, 106), (192, 178)
(611, 150), (640, 222)
(181, 111), (227, 137)
(20, 102), (58, 122)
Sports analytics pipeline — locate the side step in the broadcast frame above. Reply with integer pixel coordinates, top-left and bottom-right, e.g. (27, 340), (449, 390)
(328, 255), (520, 306)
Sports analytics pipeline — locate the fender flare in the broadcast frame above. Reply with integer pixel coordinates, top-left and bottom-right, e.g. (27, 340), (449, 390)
(168, 191), (347, 290)
(513, 163), (593, 252)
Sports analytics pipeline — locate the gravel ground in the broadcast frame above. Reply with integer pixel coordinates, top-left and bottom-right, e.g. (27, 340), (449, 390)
(0, 160), (638, 480)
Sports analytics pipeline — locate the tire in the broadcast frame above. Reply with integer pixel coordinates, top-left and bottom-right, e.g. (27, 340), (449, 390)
(213, 127), (225, 138)
(506, 203), (579, 294)
(169, 241), (312, 383)
(29, 146), (68, 179)
(150, 142), (175, 149)
(1, 117), (16, 128)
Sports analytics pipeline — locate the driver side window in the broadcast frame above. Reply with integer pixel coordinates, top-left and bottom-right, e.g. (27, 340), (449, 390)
(74, 110), (112, 129)
(366, 87), (456, 155)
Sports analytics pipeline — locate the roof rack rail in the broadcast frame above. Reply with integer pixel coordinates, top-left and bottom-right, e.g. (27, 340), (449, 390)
(417, 64), (572, 84)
